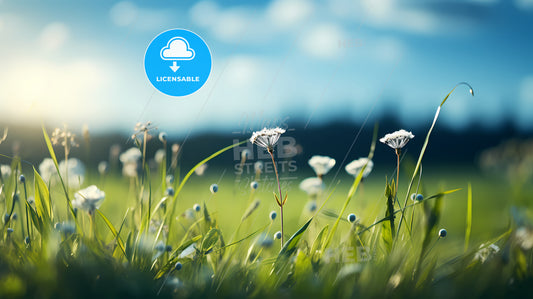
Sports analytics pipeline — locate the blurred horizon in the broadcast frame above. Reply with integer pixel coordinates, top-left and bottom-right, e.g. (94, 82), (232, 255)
(1, 0), (533, 135)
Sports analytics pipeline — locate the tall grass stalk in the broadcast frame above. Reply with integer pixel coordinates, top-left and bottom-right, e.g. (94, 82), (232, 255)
(396, 82), (474, 236)
(268, 148), (285, 248)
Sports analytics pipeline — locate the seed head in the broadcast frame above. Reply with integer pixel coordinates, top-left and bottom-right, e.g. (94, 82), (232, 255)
(175, 262), (182, 271)
(250, 181), (259, 190)
(193, 203), (201, 212)
(347, 213), (357, 223)
(274, 231), (282, 240)
(439, 228), (447, 238)
(210, 184), (218, 194)
(269, 211), (277, 220)
(159, 132), (167, 142)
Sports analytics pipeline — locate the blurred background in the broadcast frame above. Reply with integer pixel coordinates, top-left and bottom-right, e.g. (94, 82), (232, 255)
(0, 0), (532, 133)
(0, 0), (532, 180)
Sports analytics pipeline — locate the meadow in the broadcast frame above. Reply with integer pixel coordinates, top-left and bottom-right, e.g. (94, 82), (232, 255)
(1, 84), (533, 298)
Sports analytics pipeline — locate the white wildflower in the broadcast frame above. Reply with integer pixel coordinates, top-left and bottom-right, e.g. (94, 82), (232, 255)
(250, 127), (286, 151)
(194, 163), (208, 176)
(98, 161), (109, 175)
(380, 129), (414, 150)
(516, 226), (533, 250)
(120, 147), (142, 164)
(345, 158), (373, 178)
(0, 164), (12, 179)
(299, 177), (325, 196)
(154, 149), (166, 164)
(122, 162), (139, 178)
(72, 185), (105, 213)
(39, 158), (57, 182)
(120, 148), (141, 178)
(308, 155), (336, 176)
(59, 158), (86, 188)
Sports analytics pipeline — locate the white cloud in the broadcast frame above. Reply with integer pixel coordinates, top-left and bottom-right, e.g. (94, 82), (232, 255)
(515, 0), (533, 10)
(110, 1), (138, 27)
(40, 22), (69, 51)
(189, 1), (220, 28)
(267, 0), (314, 28)
(222, 56), (266, 89)
(299, 24), (347, 59)
(329, 0), (437, 34)
(189, 2), (253, 43)
(110, 2), (176, 32)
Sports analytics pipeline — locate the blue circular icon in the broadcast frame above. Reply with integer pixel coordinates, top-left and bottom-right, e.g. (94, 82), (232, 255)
(144, 29), (212, 97)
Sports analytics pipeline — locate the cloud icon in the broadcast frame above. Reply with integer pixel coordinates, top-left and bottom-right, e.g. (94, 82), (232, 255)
(160, 37), (195, 60)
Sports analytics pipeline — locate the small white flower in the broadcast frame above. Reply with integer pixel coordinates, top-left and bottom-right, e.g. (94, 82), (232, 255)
(72, 185), (105, 213)
(308, 155), (336, 176)
(380, 129), (414, 150)
(274, 231), (282, 240)
(172, 143), (180, 154)
(269, 211), (277, 220)
(345, 158), (373, 178)
(39, 158), (57, 182)
(194, 164), (208, 176)
(120, 147), (142, 164)
(250, 127), (286, 151)
(154, 149), (166, 164)
(516, 226), (533, 250)
(59, 158), (86, 188)
(438, 228), (447, 238)
(0, 164), (12, 179)
(98, 161), (109, 175)
(122, 162), (139, 178)
(299, 177), (324, 196)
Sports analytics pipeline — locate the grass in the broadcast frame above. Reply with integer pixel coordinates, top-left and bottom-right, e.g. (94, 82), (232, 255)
(1, 85), (533, 298)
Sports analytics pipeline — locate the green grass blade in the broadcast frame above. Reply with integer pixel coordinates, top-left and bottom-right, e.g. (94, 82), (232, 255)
(33, 168), (52, 227)
(397, 82), (474, 235)
(323, 123), (378, 250)
(465, 182), (472, 253)
(42, 126), (76, 217)
(278, 218), (313, 258)
(96, 209), (126, 257)
(166, 140), (247, 229)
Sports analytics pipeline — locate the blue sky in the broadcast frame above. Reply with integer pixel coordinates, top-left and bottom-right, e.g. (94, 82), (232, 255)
(0, 0), (532, 136)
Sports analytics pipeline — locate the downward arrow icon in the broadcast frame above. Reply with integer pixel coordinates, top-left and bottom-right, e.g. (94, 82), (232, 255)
(169, 61), (180, 72)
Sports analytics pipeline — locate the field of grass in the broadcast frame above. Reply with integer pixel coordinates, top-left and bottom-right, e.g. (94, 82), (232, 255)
(1, 87), (533, 298)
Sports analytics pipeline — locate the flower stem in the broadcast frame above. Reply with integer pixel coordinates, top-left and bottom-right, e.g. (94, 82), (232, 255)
(269, 149), (284, 248)
(395, 148), (400, 201)
(142, 130), (147, 183)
